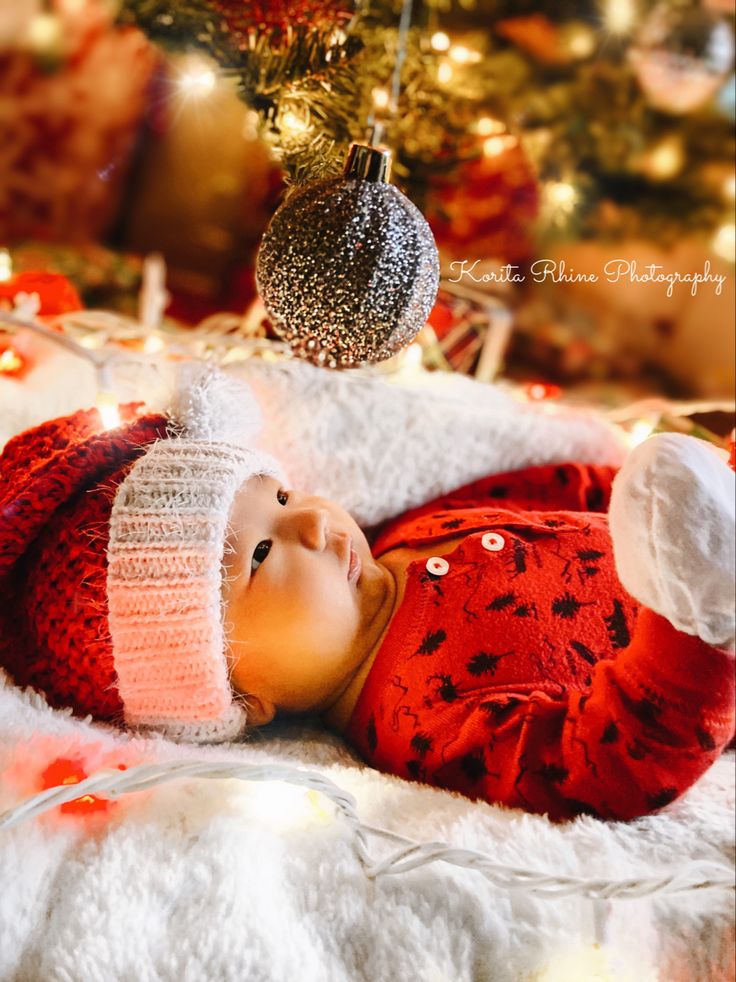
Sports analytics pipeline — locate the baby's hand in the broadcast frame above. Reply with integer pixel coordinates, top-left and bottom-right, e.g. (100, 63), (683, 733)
(609, 433), (735, 649)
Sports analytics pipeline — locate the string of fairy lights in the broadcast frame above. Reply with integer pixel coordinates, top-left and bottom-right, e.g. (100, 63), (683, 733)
(1, 757), (732, 907)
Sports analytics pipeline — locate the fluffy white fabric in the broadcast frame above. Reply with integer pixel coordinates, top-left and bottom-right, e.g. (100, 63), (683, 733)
(1, 674), (734, 982)
(609, 432), (736, 647)
(231, 359), (628, 526)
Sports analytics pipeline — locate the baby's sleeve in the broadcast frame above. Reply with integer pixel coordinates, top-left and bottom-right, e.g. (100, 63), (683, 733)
(430, 609), (735, 821)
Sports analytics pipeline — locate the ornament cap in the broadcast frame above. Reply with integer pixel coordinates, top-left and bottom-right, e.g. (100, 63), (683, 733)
(344, 143), (392, 183)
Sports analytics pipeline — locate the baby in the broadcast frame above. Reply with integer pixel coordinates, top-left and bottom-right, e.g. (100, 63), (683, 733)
(1, 367), (733, 822)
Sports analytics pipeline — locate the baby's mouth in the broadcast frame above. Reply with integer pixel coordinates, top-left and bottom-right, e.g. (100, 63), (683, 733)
(347, 539), (362, 584)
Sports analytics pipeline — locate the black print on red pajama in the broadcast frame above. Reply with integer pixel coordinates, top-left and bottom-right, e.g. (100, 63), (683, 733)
(696, 726), (717, 750)
(561, 548), (606, 586)
(527, 638), (567, 698)
(567, 714), (600, 778)
(479, 696), (522, 722)
(616, 687), (681, 748)
(405, 758), (428, 782)
(410, 732), (433, 758)
(426, 673), (462, 703)
(600, 720), (619, 744)
(466, 649), (515, 677)
(388, 674), (419, 732)
(604, 598), (631, 648)
(419, 569), (446, 604)
(563, 639), (598, 686)
(486, 591), (539, 619)
(456, 558), (488, 623)
(627, 738), (649, 761)
(411, 628), (446, 658)
(551, 591), (596, 619)
(501, 526), (559, 580)
(457, 749), (492, 784)
(646, 787), (678, 810)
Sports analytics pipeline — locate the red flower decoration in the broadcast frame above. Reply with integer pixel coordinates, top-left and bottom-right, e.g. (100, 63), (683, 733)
(0, 736), (139, 824)
(39, 756), (117, 816)
(0, 271), (83, 316)
(0, 342), (26, 377)
(525, 381), (562, 401)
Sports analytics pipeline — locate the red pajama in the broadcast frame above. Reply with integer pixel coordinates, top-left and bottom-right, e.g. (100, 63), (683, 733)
(345, 463), (735, 821)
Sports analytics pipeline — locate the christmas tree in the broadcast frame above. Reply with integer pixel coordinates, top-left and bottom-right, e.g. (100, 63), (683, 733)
(117, 0), (735, 255)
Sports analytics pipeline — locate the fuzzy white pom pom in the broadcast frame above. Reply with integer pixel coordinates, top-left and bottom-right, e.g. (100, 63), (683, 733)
(610, 433), (735, 647)
(167, 362), (263, 445)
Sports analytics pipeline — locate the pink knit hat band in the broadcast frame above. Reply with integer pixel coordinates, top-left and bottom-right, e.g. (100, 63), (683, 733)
(107, 436), (285, 743)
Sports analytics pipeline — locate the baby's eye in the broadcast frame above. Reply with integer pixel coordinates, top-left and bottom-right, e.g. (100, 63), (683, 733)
(277, 489), (289, 506)
(251, 540), (271, 575)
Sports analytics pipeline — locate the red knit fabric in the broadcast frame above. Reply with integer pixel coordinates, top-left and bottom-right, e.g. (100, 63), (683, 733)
(0, 408), (169, 721)
(346, 463), (735, 821)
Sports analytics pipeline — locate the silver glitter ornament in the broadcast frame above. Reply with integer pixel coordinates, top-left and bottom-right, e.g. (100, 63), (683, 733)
(256, 143), (440, 368)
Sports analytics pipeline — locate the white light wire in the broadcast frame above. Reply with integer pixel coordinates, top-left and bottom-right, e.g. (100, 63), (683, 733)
(0, 307), (292, 386)
(0, 758), (732, 901)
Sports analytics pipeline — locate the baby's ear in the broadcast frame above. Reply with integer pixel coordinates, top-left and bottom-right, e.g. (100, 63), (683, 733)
(244, 693), (276, 727)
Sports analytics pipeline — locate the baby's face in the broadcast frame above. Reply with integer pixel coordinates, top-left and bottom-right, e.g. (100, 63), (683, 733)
(222, 475), (395, 725)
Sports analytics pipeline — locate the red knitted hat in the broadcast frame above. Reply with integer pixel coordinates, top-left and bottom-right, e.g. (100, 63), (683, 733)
(0, 405), (168, 724)
(0, 365), (286, 742)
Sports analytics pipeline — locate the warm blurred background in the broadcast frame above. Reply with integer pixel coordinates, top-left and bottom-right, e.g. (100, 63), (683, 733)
(0, 0), (734, 417)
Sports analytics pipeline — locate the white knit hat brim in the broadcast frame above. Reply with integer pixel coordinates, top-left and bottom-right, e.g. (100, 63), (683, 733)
(106, 365), (286, 744)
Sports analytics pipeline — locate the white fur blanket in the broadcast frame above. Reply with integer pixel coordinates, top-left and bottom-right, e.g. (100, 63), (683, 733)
(1, 677), (734, 982)
(1, 352), (734, 981)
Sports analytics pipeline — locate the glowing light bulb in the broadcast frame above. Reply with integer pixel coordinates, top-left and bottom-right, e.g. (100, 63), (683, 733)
(96, 391), (121, 431)
(143, 334), (165, 354)
(280, 110), (309, 134)
(78, 335), (105, 350)
(546, 181), (579, 212)
(0, 249), (12, 283)
(177, 63), (217, 98)
(566, 24), (596, 58)
(244, 782), (323, 830)
(403, 343), (424, 373)
(437, 61), (453, 84)
(712, 223), (735, 263)
(629, 420), (656, 447)
(645, 137), (684, 179)
(723, 173), (736, 202)
(306, 789), (333, 824)
(371, 87), (390, 109)
(483, 135), (517, 156)
(25, 13), (62, 53)
(536, 944), (625, 982)
(449, 44), (481, 64)
(603, 0), (637, 35)
(430, 31), (450, 52)
(476, 116), (505, 136)
(0, 347), (24, 376)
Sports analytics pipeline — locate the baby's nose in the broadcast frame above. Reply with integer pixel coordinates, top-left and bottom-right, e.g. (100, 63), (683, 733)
(293, 505), (328, 550)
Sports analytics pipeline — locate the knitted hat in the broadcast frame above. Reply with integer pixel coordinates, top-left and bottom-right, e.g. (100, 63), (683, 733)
(0, 365), (285, 743)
